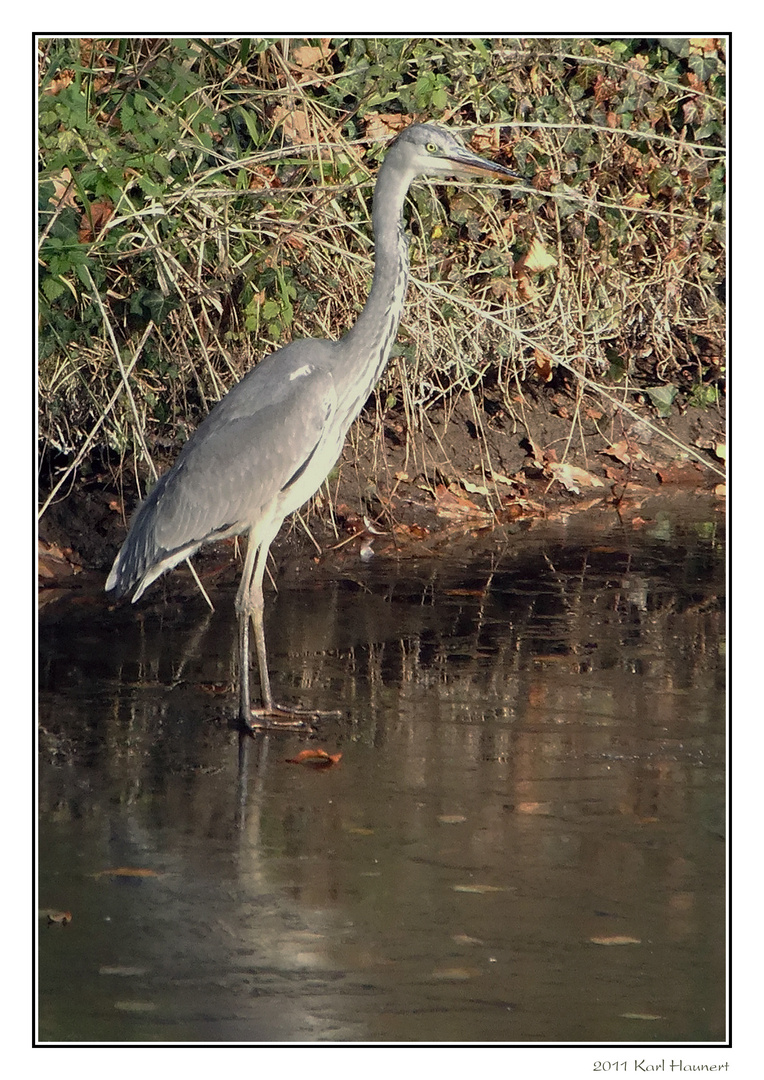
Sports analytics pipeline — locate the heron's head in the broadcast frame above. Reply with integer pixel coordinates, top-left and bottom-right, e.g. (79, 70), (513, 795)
(388, 123), (519, 183)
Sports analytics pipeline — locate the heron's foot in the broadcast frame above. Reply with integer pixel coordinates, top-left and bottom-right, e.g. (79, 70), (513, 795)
(241, 702), (342, 733)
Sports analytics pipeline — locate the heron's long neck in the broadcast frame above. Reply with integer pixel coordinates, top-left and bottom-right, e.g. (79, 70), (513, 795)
(334, 160), (412, 425)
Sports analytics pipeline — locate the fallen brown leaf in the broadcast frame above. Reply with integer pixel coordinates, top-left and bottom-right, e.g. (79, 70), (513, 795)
(78, 199), (114, 243)
(42, 910), (72, 925)
(47, 168), (78, 209)
(392, 522), (430, 541)
(517, 236), (557, 275)
(545, 461), (605, 494)
(471, 126), (503, 155)
(590, 935), (641, 946)
(534, 348), (554, 382)
(461, 479), (490, 496)
(601, 439), (648, 466)
(248, 166), (279, 191)
(285, 748), (342, 768)
(38, 539), (82, 586)
(364, 113), (411, 141)
(515, 801), (552, 815)
(624, 192), (651, 208)
(271, 105), (312, 145)
(43, 69), (75, 96)
(515, 273), (538, 303)
(656, 462), (702, 486)
(291, 43), (330, 70)
(434, 484), (491, 520)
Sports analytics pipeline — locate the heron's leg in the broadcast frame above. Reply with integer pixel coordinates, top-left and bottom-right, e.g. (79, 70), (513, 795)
(235, 537), (261, 723)
(247, 542), (274, 713)
(238, 605), (253, 718)
(235, 532), (312, 729)
(235, 532), (341, 730)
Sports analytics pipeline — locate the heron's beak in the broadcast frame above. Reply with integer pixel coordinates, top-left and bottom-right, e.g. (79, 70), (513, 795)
(449, 151), (521, 182)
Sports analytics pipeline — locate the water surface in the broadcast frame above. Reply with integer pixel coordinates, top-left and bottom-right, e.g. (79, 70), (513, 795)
(38, 497), (726, 1043)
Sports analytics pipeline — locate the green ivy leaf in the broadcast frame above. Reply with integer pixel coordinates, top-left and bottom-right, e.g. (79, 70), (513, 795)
(645, 384), (678, 417)
(648, 166), (678, 196)
(689, 53), (718, 81)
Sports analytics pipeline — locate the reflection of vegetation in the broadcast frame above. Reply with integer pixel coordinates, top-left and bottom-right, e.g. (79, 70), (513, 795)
(39, 512), (725, 1040)
(38, 37), (725, 500)
(40, 508), (724, 783)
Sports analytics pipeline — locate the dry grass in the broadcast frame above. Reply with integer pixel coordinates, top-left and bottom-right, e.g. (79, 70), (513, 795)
(38, 37), (726, 516)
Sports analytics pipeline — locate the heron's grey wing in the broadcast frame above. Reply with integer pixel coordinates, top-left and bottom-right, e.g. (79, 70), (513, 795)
(108, 347), (337, 597)
(155, 358), (336, 546)
(160, 384), (333, 539)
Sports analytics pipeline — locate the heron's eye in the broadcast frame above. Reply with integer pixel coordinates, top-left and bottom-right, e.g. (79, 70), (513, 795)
(426, 142), (438, 154)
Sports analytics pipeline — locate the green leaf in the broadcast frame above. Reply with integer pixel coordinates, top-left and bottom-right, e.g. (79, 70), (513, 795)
(688, 383), (719, 408)
(645, 384), (678, 417)
(238, 108), (262, 147)
(138, 175), (164, 198)
(41, 276), (67, 303)
(689, 53), (718, 81)
(695, 122), (720, 141)
(607, 350), (628, 382)
(130, 288), (177, 325)
(648, 166), (677, 197)
(659, 39), (690, 58)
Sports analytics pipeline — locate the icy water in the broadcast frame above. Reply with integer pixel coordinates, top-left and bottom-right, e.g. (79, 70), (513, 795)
(38, 498), (726, 1044)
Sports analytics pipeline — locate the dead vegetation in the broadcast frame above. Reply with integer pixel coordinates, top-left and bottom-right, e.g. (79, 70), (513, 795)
(38, 37), (726, 555)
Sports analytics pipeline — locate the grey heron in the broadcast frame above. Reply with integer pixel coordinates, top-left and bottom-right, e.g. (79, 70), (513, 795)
(106, 123), (519, 729)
